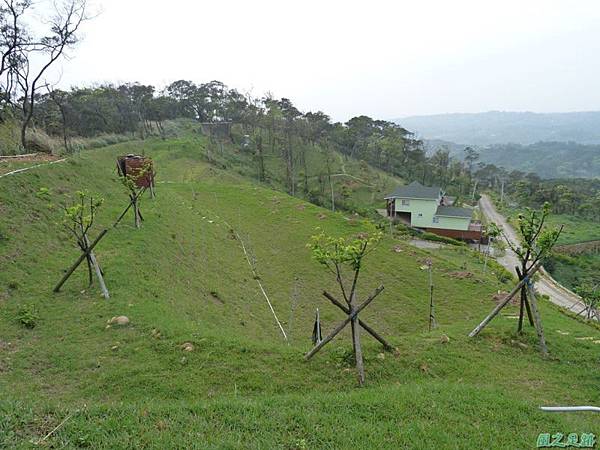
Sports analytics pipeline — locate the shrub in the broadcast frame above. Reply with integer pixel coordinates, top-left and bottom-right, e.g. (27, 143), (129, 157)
(492, 239), (506, 257)
(483, 257), (515, 283)
(494, 266), (514, 283)
(17, 304), (39, 329)
(420, 231), (465, 246)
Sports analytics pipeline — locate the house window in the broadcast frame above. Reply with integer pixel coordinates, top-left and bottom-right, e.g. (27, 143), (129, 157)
(433, 217), (439, 224)
(401, 199), (410, 206)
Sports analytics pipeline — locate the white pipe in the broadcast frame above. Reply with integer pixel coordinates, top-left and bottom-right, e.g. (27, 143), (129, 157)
(540, 406), (600, 413)
(0, 158), (66, 179)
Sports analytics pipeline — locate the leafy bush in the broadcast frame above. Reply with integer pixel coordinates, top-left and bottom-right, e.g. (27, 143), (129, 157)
(35, 187), (50, 200)
(491, 239), (506, 257)
(493, 265), (514, 283)
(17, 304), (39, 329)
(420, 231), (465, 246)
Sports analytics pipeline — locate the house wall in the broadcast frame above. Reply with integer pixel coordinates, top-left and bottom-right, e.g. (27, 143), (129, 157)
(430, 215), (471, 231)
(394, 198), (438, 228)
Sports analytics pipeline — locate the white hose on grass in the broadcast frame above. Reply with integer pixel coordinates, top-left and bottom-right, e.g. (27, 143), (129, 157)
(540, 406), (600, 413)
(0, 158), (66, 179)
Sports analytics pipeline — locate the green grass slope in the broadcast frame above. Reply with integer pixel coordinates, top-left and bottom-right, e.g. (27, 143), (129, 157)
(0, 136), (599, 449)
(166, 120), (401, 214)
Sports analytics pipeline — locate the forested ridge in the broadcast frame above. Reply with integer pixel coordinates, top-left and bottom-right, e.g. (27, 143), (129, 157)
(3, 79), (484, 201)
(0, 0), (596, 222)
(1, 78), (595, 223)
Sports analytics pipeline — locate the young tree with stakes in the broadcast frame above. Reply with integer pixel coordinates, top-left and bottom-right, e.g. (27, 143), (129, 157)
(509, 203), (563, 335)
(574, 282), (600, 322)
(54, 191), (109, 299)
(306, 228), (392, 386)
(469, 203), (562, 356)
(114, 160), (153, 229)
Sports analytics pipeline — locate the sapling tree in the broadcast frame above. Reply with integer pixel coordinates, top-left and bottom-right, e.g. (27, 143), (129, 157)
(307, 227), (384, 385)
(503, 203), (562, 333)
(122, 172), (143, 228)
(59, 190), (109, 298)
(115, 160), (153, 228)
(574, 282), (600, 322)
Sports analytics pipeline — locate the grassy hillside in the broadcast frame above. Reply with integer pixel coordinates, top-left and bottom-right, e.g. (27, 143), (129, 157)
(156, 120), (402, 215)
(0, 135), (599, 448)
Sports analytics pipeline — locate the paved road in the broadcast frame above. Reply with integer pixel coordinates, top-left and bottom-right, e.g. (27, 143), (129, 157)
(479, 194), (585, 313)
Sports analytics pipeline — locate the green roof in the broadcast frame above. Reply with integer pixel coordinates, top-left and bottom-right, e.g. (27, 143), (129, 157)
(385, 181), (441, 200)
(435, 206), (473, 218)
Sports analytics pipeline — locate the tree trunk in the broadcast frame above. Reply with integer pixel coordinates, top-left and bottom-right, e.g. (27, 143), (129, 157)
(59, 105), (69, 153)
(327, 158), (335, 212)
(302, 148), (309, 195)
(516, 267), (535, 332)
(526, 284), (548, 356)
(286, 129), (294, 195)
(20, 118), (27, 150)
(256, 134), (265, 182)
(518, 287), (526, 333)
(350, 291), (365, 386)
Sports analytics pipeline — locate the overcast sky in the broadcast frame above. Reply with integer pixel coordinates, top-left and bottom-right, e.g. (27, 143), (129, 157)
(50, 0), (600, 121)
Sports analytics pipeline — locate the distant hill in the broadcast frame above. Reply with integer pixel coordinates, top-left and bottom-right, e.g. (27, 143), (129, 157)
(423, 139), (600, 179)
(396, 111), (600, 146)
(477, 141), (600, 178)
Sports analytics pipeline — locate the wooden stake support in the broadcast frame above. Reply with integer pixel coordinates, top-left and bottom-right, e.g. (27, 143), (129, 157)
(525, 281), (548, 356)
(53, 229), (110, 299)
(427, 262), (437, 331)
(515, 266), (535, 329)
(312, 308), (323, 345)
(322, 290), (393, 351)
(468, 261), (543, 338)
(83, 234), (110, 299)
(114, 187), (146, 228)
(305, 285), (384, 385)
